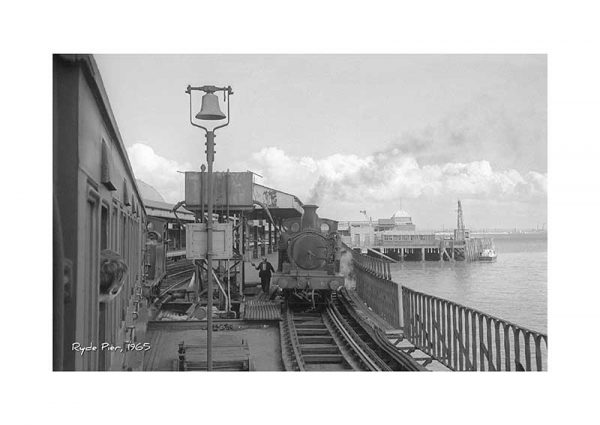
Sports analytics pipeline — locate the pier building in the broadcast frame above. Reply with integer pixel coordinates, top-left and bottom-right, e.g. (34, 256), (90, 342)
(377, 209), (416, 232)
(340, 204), (492, 262)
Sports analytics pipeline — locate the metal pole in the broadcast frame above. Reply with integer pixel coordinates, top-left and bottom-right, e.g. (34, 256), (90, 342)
(205, 130), (215, 371)
(268, 221), (272, 254)
(187, 84), (232, 371)
(241, 213), (245, 295)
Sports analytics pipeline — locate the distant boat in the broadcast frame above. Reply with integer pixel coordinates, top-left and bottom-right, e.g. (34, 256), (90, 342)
(479, 248), (498, 262)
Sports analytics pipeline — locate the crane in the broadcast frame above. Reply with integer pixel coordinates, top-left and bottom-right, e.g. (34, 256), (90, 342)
(455, 200), (466, 241)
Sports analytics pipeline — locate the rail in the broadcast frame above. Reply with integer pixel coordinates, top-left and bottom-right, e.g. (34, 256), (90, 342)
(335, 289), (425, 371)
(280, 308), (306, 371)
(402, 286), (548, 371)
(280, 295), (423, 371)
(325, 301), (388, 371)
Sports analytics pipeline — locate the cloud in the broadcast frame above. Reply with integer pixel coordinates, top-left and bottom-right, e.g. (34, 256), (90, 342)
(127, 143), (191, 203)
(247, 146), (546, 207)
(392, 95), (547, 173)
(244, 96), (547, 215)
(124, 141), (546, 227)
(123, 142), (547, 228)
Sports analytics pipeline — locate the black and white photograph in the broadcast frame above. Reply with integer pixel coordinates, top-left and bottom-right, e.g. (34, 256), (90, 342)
(52, 53), (547, 372)
(5, 1), (600, 423)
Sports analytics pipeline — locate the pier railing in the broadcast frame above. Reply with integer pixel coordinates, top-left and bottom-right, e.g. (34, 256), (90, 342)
(402, 287), (548, 371)
(345, 245), (400, 328)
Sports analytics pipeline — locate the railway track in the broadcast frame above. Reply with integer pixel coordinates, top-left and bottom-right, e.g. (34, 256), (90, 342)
(280, 290), (425, 371)
(159, 259), (196, 294)
(166, 259), (195, 276)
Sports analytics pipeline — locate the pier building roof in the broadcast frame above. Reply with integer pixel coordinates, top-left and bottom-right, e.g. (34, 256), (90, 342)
(390, 209), (413, 225)
(392, 209), (411, 218)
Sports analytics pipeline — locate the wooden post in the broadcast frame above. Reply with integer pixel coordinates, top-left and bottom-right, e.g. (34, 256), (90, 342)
(421, 247), (425, 262)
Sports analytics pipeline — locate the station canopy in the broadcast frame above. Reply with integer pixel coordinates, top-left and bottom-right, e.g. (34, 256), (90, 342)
(185, 171), (303, 221)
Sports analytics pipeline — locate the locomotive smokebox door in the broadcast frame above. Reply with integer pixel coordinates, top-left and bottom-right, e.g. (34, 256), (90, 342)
(290, 233), (328, 270)
(186, 223), (233, 260)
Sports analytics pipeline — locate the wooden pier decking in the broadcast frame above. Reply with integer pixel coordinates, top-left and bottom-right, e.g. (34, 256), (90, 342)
(350, 237), (495, 262)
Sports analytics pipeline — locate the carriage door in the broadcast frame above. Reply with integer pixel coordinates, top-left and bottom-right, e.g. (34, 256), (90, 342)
(98, 203), (110, 371)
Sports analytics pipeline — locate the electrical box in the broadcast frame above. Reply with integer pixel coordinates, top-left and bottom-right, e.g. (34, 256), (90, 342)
(186, 223), (233, 260)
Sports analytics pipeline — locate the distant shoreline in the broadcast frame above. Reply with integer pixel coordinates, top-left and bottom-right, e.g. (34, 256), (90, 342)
(431, 230), (547, 236)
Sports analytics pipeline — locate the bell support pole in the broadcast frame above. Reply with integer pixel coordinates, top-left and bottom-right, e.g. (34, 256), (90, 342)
(186, 84), (233, 371)
(205, 129), (215, 370)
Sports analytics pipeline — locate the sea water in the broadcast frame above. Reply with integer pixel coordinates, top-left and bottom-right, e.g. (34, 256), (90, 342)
(390, 233), (547, 334)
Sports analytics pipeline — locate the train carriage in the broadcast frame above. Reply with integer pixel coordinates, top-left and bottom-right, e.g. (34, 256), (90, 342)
(53, 54), (153, 371)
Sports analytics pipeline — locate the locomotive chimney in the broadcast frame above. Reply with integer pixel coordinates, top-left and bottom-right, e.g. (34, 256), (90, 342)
(301, 204), (319, 231)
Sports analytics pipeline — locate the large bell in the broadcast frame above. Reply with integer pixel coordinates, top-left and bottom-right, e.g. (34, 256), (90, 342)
(195, 92), (226, 120)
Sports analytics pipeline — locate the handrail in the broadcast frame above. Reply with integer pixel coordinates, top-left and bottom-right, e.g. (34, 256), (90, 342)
(402, 286), (548, 371)
(344, 243), (392, 280)
(345, 243), (547, 371)
(343, 243), (399, 327)
(367, 247), (398, 263)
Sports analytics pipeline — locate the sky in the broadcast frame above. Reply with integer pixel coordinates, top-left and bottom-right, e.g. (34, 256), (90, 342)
(96, 54), (547, 230)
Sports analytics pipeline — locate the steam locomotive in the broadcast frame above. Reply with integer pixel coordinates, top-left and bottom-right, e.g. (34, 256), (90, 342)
(272, 204), (345, 309)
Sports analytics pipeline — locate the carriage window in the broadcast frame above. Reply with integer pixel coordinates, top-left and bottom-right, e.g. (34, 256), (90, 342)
(101, 205), (108, 250)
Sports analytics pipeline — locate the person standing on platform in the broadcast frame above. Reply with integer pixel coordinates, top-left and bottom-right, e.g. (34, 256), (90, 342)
(252, 257), (275, 295)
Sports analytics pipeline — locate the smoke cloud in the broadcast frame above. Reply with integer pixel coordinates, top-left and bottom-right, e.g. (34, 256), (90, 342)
(391, 95), (547, 173)
(250, 146), (546, 206)
(246, 96), (546, 227)
(339, 249), (356, 290)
